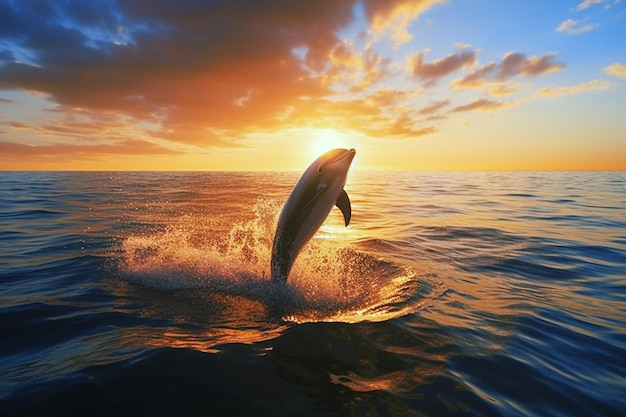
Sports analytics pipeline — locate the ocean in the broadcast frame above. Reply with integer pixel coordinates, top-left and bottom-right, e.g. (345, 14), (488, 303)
(1, 171), (625, 416)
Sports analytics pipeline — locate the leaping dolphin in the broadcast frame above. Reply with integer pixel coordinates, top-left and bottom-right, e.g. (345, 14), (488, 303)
(271, 148), (356, 283)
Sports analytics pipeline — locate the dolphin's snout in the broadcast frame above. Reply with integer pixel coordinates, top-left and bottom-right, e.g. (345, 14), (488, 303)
(346, 148), (356, 163)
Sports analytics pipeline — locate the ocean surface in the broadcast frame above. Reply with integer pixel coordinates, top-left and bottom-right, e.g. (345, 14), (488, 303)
(1, 171), (625, 416)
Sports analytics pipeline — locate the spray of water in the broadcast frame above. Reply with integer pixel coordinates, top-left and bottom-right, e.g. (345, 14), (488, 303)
(117, 199), (441, 323)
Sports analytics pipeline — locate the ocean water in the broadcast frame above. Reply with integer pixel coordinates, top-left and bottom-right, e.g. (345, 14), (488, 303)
(1, 171), (625, 416)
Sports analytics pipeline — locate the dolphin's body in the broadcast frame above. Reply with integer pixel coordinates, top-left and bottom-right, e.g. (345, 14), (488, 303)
(271, 148), (356, 283)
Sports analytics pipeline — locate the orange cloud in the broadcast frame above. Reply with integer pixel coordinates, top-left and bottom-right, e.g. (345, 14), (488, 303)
(1, 0), (603, 164)
(418, 100), (450, 115)
(10, 121), (30, 130)
(1, 0), (453, 150)
(0, 139), (181, 160)
(534, 79), (613, 97)
(364, 0), (447, 47)
(323, 43), (393, 93)
(0, 1), (359, 147)
(487, 82), (522, 97)
(365, 89), (420, 108)
(604, 63), (626, 78)
(277, 94), (434, 139)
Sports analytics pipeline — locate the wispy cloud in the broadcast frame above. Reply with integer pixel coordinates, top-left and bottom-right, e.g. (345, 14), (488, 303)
(576, 0), (604, 10)
(452, 98), (512, 113)
(573, 0), (621, 10)
(556, 19), (599, 34)
(487, 82), (522, 97)
(0, 139), (181, 160)
(418, 100), (450, 115)
(365, 0), (447, 48)
(410, 49), (478, 85)
(534, 79), (613, 97)
(604, 63), (626, 78)
(452, 52), (564, 90)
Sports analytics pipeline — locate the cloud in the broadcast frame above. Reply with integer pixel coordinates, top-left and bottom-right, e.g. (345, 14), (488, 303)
(452, 52), (564, 90)
(487, 82), (522, 97)
(0, 0), (356, 146)
(0, 0), (453, 147)
(0, 139), (181, 160)
(410, 49), (478, 84)
(364, 89), (419, 108)
(534, 79), (613, 97)
(323, 42), (394, 92)
(576, 0), (604, 10)
(364, 0), (446, 48)
(452, 98), (512, 112)
(9, 121), (29, 130)
(556, 19), (599, 34)
(604, 63), (626, 78)
(2, 0), (606, 153)
(0, 97), (16, 103)
(365, 113), (437, 138)
(418, 100), (450, 115)
(0, 49), (15, 62)
(278, 94), (435, 139)
(500, 52), (564, 78)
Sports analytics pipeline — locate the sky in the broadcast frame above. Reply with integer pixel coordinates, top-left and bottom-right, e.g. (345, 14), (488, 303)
(0, 0), (625, 171)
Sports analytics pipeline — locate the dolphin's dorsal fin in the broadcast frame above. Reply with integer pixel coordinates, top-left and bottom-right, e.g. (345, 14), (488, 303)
(335, 189), (351, 226)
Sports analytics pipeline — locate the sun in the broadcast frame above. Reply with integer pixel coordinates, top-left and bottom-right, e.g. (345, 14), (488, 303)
(309, 128), (351, 160)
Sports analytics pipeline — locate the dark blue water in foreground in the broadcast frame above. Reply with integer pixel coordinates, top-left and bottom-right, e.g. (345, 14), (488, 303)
(1, 171), (625, 416)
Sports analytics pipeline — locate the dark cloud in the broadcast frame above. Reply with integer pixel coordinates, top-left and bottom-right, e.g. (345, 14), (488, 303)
(1, 0), (452, 147)
(0, 49), (14, 62)
(410, 50), (477, 84)
(452, 98), (511, 112)
(0, 0), (361, 146)
(453, 52), (565, 89)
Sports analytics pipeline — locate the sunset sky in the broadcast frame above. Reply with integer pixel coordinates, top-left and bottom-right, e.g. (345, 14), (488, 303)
(1, 0), (625, 171)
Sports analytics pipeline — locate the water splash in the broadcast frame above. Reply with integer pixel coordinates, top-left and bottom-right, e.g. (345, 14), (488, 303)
(117, 199), (441, 323)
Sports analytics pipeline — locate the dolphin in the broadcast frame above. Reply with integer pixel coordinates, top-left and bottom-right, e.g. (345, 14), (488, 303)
(271, 148), (356, 283)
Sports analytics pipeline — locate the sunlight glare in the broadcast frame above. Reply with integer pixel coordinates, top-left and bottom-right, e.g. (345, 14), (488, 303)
(309, 128), (350, 160)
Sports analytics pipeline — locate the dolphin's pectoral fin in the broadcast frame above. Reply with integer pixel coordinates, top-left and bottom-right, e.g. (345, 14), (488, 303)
(335, 189), (351, 226)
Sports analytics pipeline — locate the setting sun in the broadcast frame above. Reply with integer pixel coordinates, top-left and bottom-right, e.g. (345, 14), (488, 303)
(308, 129), (353, 160)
